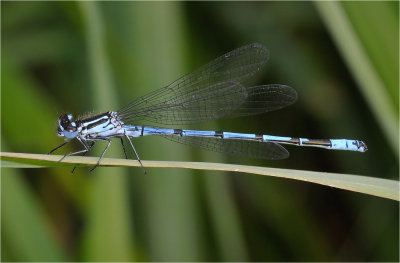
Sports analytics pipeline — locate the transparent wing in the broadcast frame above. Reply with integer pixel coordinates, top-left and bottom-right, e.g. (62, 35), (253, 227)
(230, 84), (297, 118)
(121, 81), (249, 126)
(118, 43), (272, 126)
(161, 135), (289, 160)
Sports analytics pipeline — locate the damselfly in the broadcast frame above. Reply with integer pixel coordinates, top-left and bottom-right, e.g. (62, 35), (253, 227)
(49, 43), (367, 172)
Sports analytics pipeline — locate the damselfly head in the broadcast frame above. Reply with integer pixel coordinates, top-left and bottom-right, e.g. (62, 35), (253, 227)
(57, 114), (78, 139)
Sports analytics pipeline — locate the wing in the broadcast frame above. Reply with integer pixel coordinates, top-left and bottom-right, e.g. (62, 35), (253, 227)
(121, 81), (249, 126)
(117, 43), (273, 126)
(230, 84), (297, 118)
(161, 135), (289, 160)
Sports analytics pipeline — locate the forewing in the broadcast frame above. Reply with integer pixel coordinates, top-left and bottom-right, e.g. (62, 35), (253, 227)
(118, 43), (269, 125)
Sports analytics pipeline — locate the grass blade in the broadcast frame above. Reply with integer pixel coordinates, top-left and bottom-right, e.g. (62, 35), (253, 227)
(1, 152), (398, 201)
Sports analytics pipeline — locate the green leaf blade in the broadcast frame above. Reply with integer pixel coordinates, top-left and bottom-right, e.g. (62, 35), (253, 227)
(2, 152), (398, 201)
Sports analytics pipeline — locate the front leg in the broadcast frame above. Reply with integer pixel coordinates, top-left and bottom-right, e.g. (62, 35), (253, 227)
(59, 138), (92, 162)
(48, 141), (70, 154)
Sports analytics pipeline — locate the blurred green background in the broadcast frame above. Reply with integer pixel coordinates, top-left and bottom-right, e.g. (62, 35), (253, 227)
(1, 1), (398, 261)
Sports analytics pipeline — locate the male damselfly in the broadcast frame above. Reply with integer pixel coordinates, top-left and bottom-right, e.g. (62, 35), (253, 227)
(49, 43), (367, 172)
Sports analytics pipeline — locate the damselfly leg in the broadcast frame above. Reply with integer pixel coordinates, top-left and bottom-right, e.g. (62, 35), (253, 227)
(48, 141), (69, 155)
(84, 137), (111, 172)
(125, 135), (146, 174)
(120, 138), (129, 159)
(58, 137), (93, 162)
(71, 141), (95, 173)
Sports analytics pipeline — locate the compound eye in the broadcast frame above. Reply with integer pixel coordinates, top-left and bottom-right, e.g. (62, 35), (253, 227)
(59, 114), (71, 127)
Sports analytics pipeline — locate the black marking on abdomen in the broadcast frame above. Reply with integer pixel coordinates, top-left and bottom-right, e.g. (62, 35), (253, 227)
(215, 131), (224, 138)
(290, 138), (300, 145)
(302, 139), (331, 147)
(174, 129), (183, 136)
(255, 134), (263, 141)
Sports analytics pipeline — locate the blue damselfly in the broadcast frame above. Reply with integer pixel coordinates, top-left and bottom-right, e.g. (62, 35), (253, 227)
(49, 43), (367, 172)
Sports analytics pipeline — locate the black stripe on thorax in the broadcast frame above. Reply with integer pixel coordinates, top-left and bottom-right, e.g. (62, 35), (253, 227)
(79, 112), (110, 123)
(87, 118), (109, 130)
